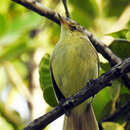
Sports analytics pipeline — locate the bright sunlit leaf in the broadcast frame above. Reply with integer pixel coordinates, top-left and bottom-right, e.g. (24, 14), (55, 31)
(102, 122), (124, 130)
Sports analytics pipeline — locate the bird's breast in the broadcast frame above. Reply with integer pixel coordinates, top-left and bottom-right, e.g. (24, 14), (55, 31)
(51, 39), (98, 99)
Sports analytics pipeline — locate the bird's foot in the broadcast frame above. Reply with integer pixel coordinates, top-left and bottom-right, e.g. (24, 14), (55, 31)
(59, 99), (71, 116)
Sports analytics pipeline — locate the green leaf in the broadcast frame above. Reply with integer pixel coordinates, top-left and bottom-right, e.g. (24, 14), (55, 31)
(70, 0), (98, 18)
(110, 80), (121, 114)
(0, 12), (41, 46)
(110, 80), (121, 102)
(120, 84), (130, 95)
(0, 37), (33, 63)
(118, 94), (130, 107)
(127, 21), (130, 29)
(102, 0), (129, 17)
(99, 100), (113, 121)
(0, 66), (7, 91)
(109, 39), (130, 59)
(126, 31), (130, 41)
(0, 115), (14, 130)
(39, 53), (58, 107)
(12, 60), (28, 79)
(106, 29), (129, 39)
(102, 122), (124, 130)
(114, 94), (130, 122)
(0, 15), (6, 36)
(0, 0), (10, 14)
(93, 87), (111, 120)
(69, 0), (98, 27)
(100, 63), (111, 71)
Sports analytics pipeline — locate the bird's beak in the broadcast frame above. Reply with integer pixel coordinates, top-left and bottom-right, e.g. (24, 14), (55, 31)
(58, 14), (68, 25)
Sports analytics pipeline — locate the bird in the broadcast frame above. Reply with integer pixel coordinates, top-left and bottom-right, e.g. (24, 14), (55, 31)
(50, 14), (99, 130)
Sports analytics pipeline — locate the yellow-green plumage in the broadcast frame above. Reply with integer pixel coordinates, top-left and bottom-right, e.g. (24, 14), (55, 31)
(50, 16), (99, 130)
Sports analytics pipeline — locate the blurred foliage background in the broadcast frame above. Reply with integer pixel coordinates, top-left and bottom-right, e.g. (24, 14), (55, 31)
(0, 0), (130, 130)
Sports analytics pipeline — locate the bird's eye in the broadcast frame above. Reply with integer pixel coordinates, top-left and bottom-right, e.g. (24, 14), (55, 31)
(70, 25), (77, 31)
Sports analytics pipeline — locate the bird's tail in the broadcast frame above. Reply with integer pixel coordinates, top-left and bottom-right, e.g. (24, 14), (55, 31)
(63, 104), (99, 130)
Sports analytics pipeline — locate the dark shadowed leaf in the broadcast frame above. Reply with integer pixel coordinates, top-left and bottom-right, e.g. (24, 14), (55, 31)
(69, 0), (98, 27)
(107, 94), (130, 122)
(109, 39), (130, 59)
(100, 63), (111, 71)
(120, 85), (130, 95)
(102, 0), (129, 17)
(99, 100), (112, 121)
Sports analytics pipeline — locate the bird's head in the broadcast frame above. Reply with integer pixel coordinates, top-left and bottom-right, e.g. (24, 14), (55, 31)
(58, 14), (84, 33)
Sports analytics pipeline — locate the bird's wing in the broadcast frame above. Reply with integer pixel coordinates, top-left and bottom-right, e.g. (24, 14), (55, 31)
(50, 65), (65, 102)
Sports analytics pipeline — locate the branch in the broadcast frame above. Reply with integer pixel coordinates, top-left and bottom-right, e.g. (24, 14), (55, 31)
(23, 57), (130, 130)
(12, 0), (60, 24)
(12, 0), (130, 89)
(62, 0), (70, 18)
(86, 33), (130, 89)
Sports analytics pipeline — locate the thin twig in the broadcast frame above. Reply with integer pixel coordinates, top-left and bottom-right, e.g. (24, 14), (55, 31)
(12, 0), (130, 90)
(62, 0), (70, 18)
(23, 57), (130, 130)
(4, 62), (32, 103)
